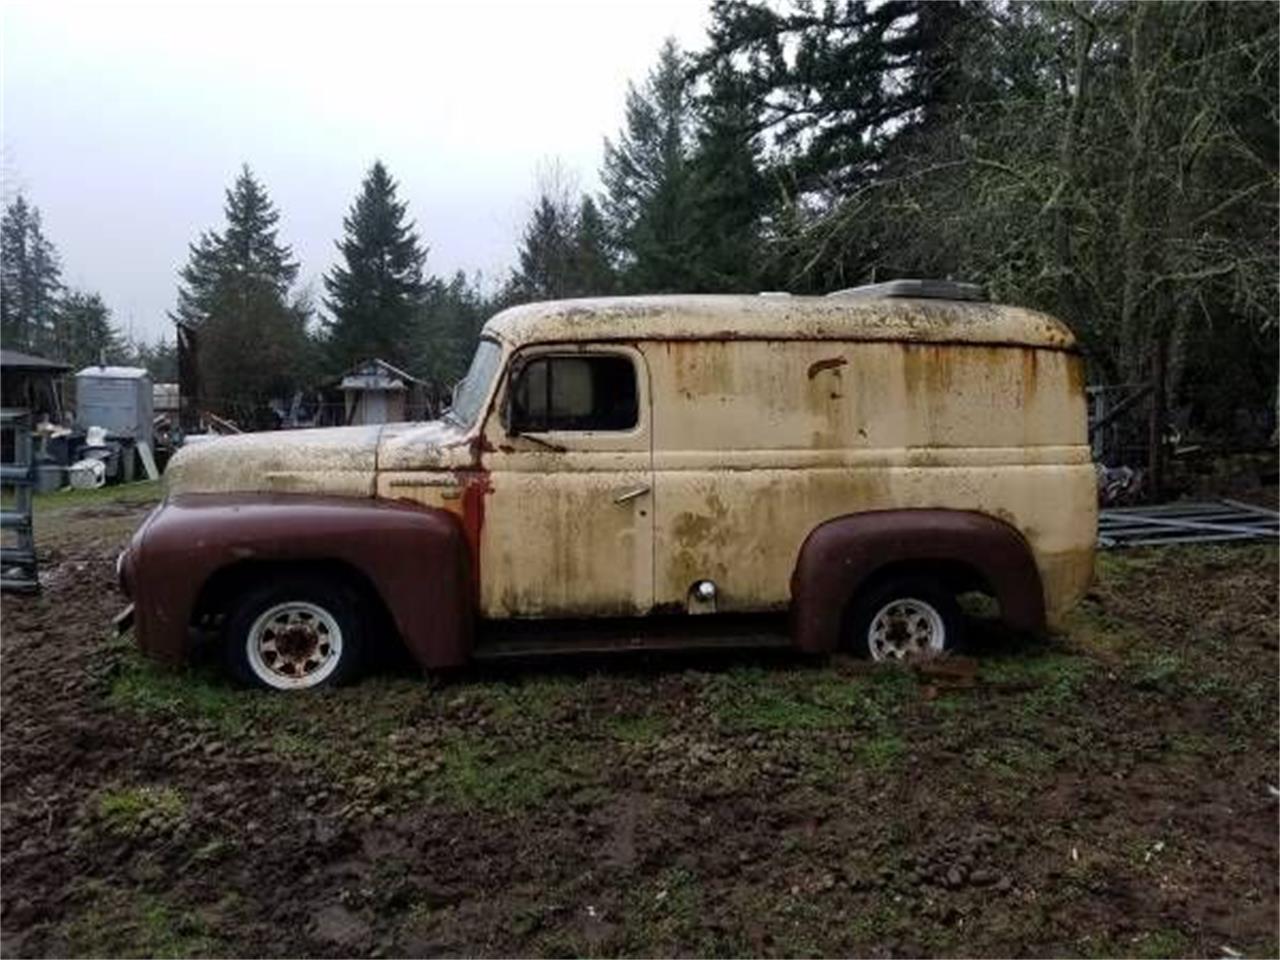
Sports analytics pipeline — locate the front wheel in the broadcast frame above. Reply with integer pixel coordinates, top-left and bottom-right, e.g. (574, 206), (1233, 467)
(223, 575), (366, 690)
(845, 576), (963, 662)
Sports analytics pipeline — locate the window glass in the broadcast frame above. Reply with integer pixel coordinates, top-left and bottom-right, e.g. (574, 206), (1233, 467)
(445, 338), (502, 430)
(511, 354), (638, 432)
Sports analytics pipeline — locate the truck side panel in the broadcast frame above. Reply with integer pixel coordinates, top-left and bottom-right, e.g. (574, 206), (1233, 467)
(642, 339), (1096, 627)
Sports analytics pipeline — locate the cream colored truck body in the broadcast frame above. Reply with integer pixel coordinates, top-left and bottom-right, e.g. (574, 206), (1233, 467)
(165, 293), (1097, 632)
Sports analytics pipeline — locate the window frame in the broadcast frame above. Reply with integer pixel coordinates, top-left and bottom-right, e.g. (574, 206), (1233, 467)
(502, 346), (646, 440)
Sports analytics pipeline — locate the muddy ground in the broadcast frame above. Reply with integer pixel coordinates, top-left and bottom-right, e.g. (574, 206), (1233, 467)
(1, 483), (1277, 957)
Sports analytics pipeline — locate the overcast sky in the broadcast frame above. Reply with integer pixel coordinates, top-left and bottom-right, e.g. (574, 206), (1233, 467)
(1, 0), (711, 342)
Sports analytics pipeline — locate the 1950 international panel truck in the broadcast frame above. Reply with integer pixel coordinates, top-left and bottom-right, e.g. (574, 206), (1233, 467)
(117, 281), (1096, 690)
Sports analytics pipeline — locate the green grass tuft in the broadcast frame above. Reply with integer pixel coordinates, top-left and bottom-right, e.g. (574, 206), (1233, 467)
(96, 785), (186, 836)
(63, 882), (216, 957)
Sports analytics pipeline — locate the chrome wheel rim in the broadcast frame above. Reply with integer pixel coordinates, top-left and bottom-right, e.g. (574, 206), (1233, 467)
(246, 601), (343, 689)
(867, 598), (945, 661)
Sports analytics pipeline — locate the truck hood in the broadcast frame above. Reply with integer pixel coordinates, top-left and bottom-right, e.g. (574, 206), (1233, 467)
(165, 425), (386, 497)
(164, 420), (476, 497)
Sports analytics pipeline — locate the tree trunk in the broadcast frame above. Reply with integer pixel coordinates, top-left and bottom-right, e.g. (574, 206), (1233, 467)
(1118, 2), (1153, 384)
(1053, 4), (1097, 321)
(1148, 322), (1168, 501)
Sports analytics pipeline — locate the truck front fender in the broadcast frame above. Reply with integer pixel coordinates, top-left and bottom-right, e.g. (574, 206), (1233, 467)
(790, 509), (1046, 654)
(127, 493), (472, 670)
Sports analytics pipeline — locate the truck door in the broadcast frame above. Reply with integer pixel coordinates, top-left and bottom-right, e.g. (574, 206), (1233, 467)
(476, 344), (655, 618)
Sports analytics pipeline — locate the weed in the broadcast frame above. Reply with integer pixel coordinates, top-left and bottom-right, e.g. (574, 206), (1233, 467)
(63, 882), (216, 957)
(848, 901), (904, 942)
(617, 867), (717, 953)
(432, 737), (576, 812)
(1130, 651), (1183, 693)
(857, 733), (905, 768)
(607, 713), (668, 743)
(108, 651), (271, 737)
(1087, 927), (1193, 960)
(467, 676), (577, 724)
(190, 838), (232, 864)
(706, 665), (908, 733)
(982, 650), (1093, 712)
(96, 785), (186, 836)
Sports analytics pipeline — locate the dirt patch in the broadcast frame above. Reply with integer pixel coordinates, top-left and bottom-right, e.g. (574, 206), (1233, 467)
(1, 494), (1276, 957)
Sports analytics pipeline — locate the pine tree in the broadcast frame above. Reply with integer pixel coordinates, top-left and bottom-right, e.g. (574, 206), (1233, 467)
(412, 271), (489, 407)
(571, 197), (616, 296)
(507, 191), (618, 303)
(130, 335), (179, 381)
(687, 69), (768, 291)
(1, 195), (63, 353)
(56, 290), (127, 369)
(602, 38), (699, 292)
(508, 193), (576, 302)
(324, 161), (427, 371)
(697, 1), (979, 194)
(170, 166), (313, 427)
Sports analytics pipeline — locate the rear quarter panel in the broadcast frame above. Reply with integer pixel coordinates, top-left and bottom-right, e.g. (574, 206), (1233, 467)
(643, 338), (1095, 626)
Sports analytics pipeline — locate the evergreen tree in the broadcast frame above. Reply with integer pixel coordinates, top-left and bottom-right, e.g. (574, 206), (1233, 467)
(571, 197), (616, 296)
(324, 161), (427, 370)
(507, 191), (618, 303)
(508, 193), (576, 302)
(687, 69), (768, 291)
(55, 290), (127, 369)
(1, 195), (63, 353)
(129, 335), (179, 381)
(697, 1), (981, 194)
(602, 38), (699, 292)
(412, 271), (489, 408)
(170, 166), (313, 427)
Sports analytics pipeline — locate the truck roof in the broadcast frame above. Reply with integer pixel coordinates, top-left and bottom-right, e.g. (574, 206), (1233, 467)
(482, 293), (1077, 352)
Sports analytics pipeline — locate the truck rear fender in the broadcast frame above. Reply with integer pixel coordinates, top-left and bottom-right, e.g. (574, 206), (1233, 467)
(790, 509), (1045, 653)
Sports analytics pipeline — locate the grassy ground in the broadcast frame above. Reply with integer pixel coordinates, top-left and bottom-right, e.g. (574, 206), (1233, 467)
(31, 480), (162, 512)
(1, 485), (1276, 957)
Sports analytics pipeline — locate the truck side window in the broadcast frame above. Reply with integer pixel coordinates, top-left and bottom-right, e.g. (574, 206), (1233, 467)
(510, 355), (638, 432)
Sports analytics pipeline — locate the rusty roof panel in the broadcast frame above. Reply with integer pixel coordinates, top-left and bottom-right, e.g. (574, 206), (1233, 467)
(482, 294), (1075, 351)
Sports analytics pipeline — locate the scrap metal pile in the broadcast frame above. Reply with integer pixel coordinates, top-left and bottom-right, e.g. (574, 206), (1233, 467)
(1098, 499), (1280, 549)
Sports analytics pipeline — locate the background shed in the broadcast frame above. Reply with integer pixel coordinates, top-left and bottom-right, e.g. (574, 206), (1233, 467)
(335, 358), (426, 425)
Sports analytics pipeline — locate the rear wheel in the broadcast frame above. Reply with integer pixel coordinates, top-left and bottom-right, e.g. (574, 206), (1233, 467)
(845, 575), (963, 662)
(223, 575), (366, 690)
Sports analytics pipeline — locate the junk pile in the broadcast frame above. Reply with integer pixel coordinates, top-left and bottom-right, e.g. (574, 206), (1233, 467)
(38, 366), (162, 492)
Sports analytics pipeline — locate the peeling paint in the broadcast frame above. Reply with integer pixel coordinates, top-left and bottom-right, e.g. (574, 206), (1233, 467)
(807, 356), (848, 379)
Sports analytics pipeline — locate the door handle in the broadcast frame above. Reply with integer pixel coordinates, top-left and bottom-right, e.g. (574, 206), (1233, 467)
(613, 484), (651, 504)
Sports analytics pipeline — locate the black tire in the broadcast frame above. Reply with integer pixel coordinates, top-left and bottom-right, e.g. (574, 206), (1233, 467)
(222, 574), (367, 690)
(844, 575), (964, 661)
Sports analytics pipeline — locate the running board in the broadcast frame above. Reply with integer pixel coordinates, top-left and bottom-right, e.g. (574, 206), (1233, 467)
(472, 617), (793, 660)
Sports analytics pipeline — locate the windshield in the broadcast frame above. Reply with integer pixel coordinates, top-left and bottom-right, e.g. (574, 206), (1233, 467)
(444, 338), (503, 430)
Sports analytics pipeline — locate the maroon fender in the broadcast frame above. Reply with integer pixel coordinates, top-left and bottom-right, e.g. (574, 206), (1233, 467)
(121, 493), (473, 670)
(790, 509), (1045, 653)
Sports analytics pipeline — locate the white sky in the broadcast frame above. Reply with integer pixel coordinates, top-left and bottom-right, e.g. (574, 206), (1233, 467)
(0, 0), (711, 342)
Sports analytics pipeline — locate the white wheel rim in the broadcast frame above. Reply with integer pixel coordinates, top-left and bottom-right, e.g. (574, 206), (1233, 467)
(246, 601), (343, 689)
(867, 597), (945, 661)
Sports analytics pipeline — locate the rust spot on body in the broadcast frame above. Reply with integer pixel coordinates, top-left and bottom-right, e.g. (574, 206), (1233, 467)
(459, 470), (493, 602)
(807, 356), (848, 379)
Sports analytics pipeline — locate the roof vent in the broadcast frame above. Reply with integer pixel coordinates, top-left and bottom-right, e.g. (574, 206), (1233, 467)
(826, 279), (985, 302)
